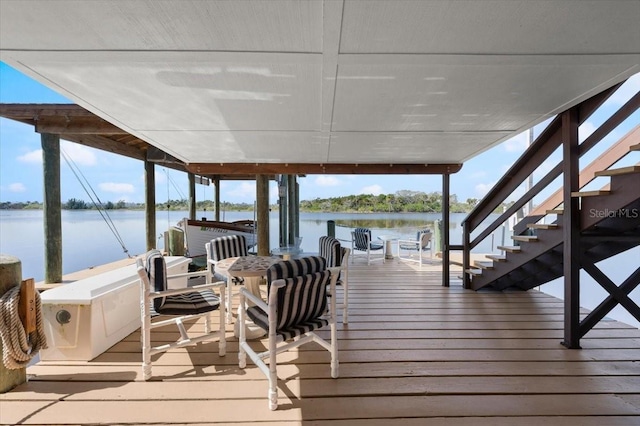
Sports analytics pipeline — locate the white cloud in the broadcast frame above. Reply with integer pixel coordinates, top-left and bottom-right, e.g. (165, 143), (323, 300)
(99, 182), (135, 193)
(503, 131), (529, 153)
(475, 182), (496, 197)
(17, 150), (42, 164)
(8, 182), (26, 193)
(154, 172), (167, 185)
(236, 182), (256, 197)
(61, 141), (97, 166)
(359, 184), (384, 195)
(315, 175), (341, 187)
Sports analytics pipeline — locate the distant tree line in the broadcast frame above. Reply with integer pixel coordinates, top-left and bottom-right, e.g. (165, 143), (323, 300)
(300, 190), (487, 213)
(1, 191), (513, 213)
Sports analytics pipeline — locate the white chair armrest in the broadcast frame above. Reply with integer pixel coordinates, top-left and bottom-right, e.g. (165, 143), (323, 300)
(239, 286), (269, 312)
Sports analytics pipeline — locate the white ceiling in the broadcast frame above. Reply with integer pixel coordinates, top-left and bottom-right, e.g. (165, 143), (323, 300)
(1, 0), (639, 167)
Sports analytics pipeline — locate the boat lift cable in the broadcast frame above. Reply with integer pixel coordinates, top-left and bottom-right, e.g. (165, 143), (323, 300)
(165, 168), (187, 201)
(61, 149), (131, 258)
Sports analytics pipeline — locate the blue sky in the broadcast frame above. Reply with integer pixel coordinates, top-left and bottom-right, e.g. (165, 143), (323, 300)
(1, 61), (638, 206)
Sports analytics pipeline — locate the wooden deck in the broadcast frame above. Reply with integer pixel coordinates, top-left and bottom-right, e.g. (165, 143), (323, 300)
(2, 258), (640, 425)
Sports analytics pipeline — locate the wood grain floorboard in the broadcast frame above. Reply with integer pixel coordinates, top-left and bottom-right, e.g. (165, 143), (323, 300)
(2, 259), (638, 425)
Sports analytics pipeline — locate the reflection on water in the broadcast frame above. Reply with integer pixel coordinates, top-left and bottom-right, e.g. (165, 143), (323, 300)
(334, 218), (434, 231)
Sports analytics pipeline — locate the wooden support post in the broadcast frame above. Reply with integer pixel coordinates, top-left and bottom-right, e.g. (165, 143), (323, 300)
(18, 278), (36, 334)
(442, 173), (451, 287)
(279, 176), (288, 247)
(144, 159), (156, 251)
(188, 172), (196, 220)
(562, 107), (581, 349)
(287, 175), (296, 246)
(214, 177), (221, 222)
(0, 255), (26, 393)
(462, 221), (471, 289)
(41, 133), (62, 283)
(256, 175), (270, 256)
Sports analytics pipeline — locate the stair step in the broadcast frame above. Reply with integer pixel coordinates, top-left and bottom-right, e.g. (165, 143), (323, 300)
(486, 254), (507, 262)
(497, 245), (521, 253)
(527, 223), (558, 230)
(474, 261), (494, 270)
(630, 143), (640, 151)
(594, 165), (640, 176)
(465, 268), (483, 276)
(546, 209), (564, 215)
(571, 190), (611, 197)
(512, 235), (539, 242)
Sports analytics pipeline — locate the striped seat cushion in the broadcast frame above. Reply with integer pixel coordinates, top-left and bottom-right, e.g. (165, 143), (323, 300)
(146, 249), (220, 315)
(399, 230), (431, 250)
(156, 290), (220, 316)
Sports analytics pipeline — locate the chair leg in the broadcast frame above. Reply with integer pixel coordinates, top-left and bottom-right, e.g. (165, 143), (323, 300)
(268, 333), (278, 410)
(218, 294), (227, 357)
(343, 278), (349, 324)
(237, 293), (246, 369)
(330, 322), (339, 378)
(226, 280), (233, 324)
(141, 293), (152, 380)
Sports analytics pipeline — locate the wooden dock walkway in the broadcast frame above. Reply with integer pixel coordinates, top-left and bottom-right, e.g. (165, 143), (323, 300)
(2, 258), (640, 425)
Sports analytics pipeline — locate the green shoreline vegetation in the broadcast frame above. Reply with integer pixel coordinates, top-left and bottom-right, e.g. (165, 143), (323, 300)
(0, 190), (513, 214)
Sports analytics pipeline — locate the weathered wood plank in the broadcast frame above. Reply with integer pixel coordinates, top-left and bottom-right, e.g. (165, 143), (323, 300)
(4, 259), (638, 425)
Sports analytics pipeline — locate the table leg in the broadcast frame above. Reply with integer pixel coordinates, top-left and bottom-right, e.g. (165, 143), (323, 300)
(384, 240), (394, 259)
(226, 280), (233, 323)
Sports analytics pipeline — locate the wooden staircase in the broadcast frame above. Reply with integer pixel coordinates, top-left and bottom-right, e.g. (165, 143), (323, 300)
(467, 163), (640, 291)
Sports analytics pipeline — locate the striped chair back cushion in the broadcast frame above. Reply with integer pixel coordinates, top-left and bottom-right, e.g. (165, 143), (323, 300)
(145, 249), (167, 311)
(419, 230), (432, 249)
(318, 236), (342, 268)
(353, 228), (371, 250)
(273, 270), (330, 332)
(266, 256), (327, 284)
(207, 234), (248, 262)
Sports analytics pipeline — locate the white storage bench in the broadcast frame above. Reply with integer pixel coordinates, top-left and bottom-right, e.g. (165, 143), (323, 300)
(40, 256), (191, 361)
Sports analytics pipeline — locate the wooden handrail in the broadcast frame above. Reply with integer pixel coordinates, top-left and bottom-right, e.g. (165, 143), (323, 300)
(530, 124), (640, 216)
(459, 81), (638, 288)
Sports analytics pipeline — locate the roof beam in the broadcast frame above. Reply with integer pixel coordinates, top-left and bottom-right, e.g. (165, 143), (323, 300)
(187, 163), (462, 175)
(34, 116), (127, 134)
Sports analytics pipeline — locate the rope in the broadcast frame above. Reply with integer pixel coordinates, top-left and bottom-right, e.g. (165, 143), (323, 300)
(0, 286), (48, 370)
(61, 149), (131, 258)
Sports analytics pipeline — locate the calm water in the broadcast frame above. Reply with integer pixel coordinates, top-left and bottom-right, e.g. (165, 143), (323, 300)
(1, 209), (637, 328)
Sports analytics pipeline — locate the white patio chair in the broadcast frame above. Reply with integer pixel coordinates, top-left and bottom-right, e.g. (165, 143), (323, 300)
(205, 234), (250, 323)
(238, 256), (340, 410)
(319, 236), (351, 323)
(136, 250), (226, 380)
(397, 229), (432, 266)
(351, 227), (384, 265)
